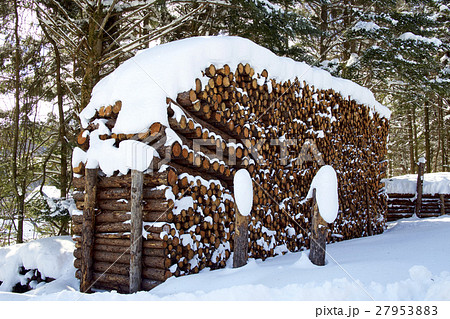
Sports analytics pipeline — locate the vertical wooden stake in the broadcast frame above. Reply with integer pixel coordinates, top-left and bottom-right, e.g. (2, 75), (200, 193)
(309, 188), (327, 266)
(414, 161), (425, 217)
(365, 184), (373, 236)
(80, 168), (97, 293)
(233, 204), (248, 268)
(129, 169), (144, 293)
(440, 194), (445, 216)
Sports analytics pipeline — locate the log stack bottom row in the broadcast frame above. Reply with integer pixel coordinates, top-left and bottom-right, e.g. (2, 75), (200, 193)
(387, 193), (450, 221)
(72, 63), (389, 292)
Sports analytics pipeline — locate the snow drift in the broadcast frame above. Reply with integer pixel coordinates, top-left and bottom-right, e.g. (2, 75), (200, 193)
(0, 237), (76, 292)
(1, 216), (450, 300)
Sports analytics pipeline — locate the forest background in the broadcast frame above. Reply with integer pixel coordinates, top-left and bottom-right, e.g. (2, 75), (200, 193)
(0, 0), (448, 244)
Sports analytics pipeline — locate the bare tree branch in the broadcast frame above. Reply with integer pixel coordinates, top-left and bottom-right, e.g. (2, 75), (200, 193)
(100, 4), (207, 65)
(47, 0), (85, 35)
(35, 6), (80, 53)
(105, 0), (159, 31)
(103, 10), (154, 51)
(99, 0), (121, 31)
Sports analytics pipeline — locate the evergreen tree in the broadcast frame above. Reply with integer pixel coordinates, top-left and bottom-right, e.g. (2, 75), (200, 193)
(345, 0), (449, 174)
(294, 0), (449, 175)
(0, 0), (49, 242)
(163, 1), (317, 61)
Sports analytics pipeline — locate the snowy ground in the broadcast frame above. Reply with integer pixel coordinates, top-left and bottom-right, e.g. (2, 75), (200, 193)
(1, 215), (450, 301)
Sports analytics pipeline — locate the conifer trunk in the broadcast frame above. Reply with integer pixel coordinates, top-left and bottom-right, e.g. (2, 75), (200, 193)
(412, 107), (418, 164)
(438, 99), (446, 172)
(407, 112), (415, 173)
(12, 0), (23, 243)
(424, 105), (431, 173)
(42, 26), (68, 198)
(80, 8), (104, 111)
(319, 3), (328, 62)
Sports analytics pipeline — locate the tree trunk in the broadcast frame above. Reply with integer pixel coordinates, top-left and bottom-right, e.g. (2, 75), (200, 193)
(129, 169), (144, 293)
(435, 103), (441, 172)
(80, 8), (104, 112)
(412, 107), (418, 164)
(440, 194), (446, 216)
(365, 184), (373, 236)
(438, 99), (446, 172)
(42, 25), (68, 198)
(342, 0), (354, 61)
(12, 0), (23, 244)
(309, 188), (327, 266)
(80, 168), (98, 293)
(16, 195), (24, 244)
(415, 161), (425, 217)
(424, 105), (431, 173)
(407, 112), (415, 174)
(233, 204), (248, 268)
(319, 3), (328, 62)
(55, 42), (68, 199)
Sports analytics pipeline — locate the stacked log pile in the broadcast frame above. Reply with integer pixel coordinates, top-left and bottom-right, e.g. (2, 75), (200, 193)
(72, 172), (177, 293)
(9, 266), (55, 293)
(386, 193), (450, 221)
(72, 63), (389, 292)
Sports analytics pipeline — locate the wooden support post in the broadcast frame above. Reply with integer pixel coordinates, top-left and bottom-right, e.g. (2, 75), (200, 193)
(80, 168), (97, 293)
(309, 188), (327, 266)
(129, 169), (144, 293)
(414, 160), (425, 217)
(233, 204), (248, 268)
(365, 184), (373, 236)
(440, 194), (446, 216)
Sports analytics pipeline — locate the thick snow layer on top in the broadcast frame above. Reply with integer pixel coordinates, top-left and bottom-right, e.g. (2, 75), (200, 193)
(80, 36), (389, 135)
(0, 236), (75, 292)
(306, 165), (339, 223)
(72, 133), (159, 176)
(399, 32), (442, 46)
(383, 172), (450, 195)
(233, 169), (253, 216)
(2, 215), (450, 300)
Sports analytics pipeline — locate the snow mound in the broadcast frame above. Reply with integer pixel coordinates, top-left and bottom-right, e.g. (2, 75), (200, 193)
(233, 169), (253, 216)
(409, 265), (433, 283)
(292, 252), (319, 269)
(0, 237), (76, 292)
(382, 172), (450, 194)
(307, 165), (339, 223)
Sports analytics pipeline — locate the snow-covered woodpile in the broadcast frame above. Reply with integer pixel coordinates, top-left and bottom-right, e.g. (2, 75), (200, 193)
(383, 173), (450, 221)
(8, 266), (55, 293)
(70, 37), (390, 293)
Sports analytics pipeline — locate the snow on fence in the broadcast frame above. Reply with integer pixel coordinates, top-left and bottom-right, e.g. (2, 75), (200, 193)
(71, 36), (389, 293)
(383, 173), (450, 221)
